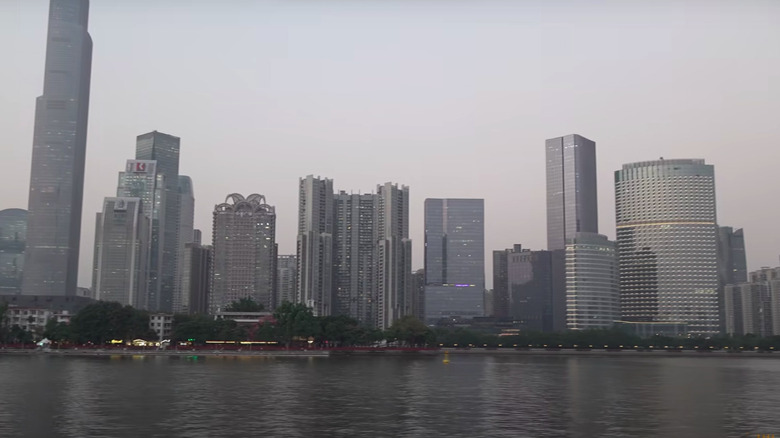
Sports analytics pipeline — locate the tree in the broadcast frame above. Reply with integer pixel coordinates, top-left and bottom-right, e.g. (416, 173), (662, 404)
(171, 314), (246, 344)
(69, 301), (156, 344)
(273, 301), (320, 347)
(43, 318), (72, 343)
(224, 297), (264, 312)
(387, 316), (434, 347)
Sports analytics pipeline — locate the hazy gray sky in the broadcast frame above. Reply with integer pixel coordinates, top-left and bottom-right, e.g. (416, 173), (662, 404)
(3, 0), (779, 288)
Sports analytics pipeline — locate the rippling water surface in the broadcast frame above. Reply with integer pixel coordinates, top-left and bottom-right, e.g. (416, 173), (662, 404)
(1, 354), (779, 437)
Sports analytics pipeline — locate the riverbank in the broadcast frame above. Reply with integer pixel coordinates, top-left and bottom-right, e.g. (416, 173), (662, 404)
(1, 347), (778, 359)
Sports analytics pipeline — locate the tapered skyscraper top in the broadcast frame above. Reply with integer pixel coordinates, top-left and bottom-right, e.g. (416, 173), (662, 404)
(545, 134), (598, 251)
(23, 0), (93, 296)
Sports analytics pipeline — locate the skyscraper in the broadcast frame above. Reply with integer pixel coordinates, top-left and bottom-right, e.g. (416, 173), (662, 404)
(334, 192), (377, 325)
(565, 232), (619, 330)
(296, 176), (334, 317)
(181, 241), (212, 315)
(615, 159), (719, 335)
(211, 194), (277, 313)
(117, 159), (164, 310)
(546, 134), (598, 331)
(0, 209), (28, 294)
(424, 198), (484, 324)
(376, 183), (412, 330)
(92, 197), (149, 308)
(545, 134), (598, 251)
(174, 175), (195, 313)
(23, 0), (93, 296)
(136, 131), (180, 311)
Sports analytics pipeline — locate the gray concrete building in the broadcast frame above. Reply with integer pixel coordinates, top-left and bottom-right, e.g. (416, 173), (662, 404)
(615, 159), (719, 335)
(135, 131), (181, 312)
(424, 198), (484, 324)
(376, 183), (412, 330)
(211, 194), (277, 313)
(23, 0), (93, 297)
(0, 209), (27, 295)
(296, 176), (334, 317)
(180, 240), (211, 315)
(334, 192), (378, 325)
(565, 232), (619, 330)
(276, 255), (297, 306)
(724, 267), (780, 336)
(92, 197), (149, 308)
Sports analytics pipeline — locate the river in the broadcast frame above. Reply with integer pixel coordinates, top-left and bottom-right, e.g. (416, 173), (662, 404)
(0, 354), (778, 437)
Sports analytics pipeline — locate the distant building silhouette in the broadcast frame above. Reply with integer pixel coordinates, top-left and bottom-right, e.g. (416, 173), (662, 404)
(23, 0), (93, 296)
(494, 245), (553, 332)
(181, 240), (212, 315)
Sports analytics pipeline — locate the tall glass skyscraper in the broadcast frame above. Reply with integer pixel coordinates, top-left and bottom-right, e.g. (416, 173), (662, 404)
(545, 134), (598, 251)
(615, 159), (719, 335)
(23, 0), (93, 296)
(136, 131), (180, 311)
(424, 198), (485, 324)
(0, 209), (28, 294)
(545, 134), (598, 331)
(211, 194), (277, 312)
(117, 159), (164, 310)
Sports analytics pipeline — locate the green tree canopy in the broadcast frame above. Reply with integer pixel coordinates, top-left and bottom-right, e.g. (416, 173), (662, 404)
(69, 301), (156, 344)
(273, 301), (320, 347)
(224, 297), (264, 312)
(387, 316), (434, 347)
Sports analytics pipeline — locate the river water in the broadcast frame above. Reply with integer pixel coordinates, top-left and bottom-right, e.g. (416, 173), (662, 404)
(0, 354), (778, 437)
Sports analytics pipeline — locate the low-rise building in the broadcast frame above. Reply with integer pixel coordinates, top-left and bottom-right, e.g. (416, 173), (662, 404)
(149, 313), (173, 340)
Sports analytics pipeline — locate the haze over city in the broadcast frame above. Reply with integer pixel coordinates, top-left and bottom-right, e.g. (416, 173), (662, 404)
(3, 0), (779, 288)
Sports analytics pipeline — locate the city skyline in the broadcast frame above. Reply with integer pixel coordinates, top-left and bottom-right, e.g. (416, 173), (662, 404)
(4, 0), (780, 289)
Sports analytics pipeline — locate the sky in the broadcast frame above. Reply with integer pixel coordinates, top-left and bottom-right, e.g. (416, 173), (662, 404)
(2, 0), (779, 289)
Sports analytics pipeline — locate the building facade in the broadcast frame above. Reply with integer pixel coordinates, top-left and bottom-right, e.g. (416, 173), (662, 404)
(495, 245), (553, 332)
(117, 159), (165, 310)
(565, 232), (619, 330)
(180, 242), (211, 315)
(724, 267), (780, 337)
(91, 197), (149, 308)
(175, 175), (195, 313)
(333, 192), (377, 325)
(296, 176), (334, 316)
(276, 255), (297, 306)
(615, 159), (719, 335)
(135, 131), (181, 312)
(376, 183), (412, 330)
(424, 198), (485, 324)
(0, 209), (27, 294)
(23, 0), (93, 296)
(211, 194), (277, 313)
(545, 134), (598, 251)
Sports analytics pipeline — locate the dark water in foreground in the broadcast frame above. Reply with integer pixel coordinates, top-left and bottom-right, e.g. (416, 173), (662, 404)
(1, 354), (779, 437)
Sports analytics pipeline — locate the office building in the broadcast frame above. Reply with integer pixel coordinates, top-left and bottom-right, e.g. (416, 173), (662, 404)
(211, 194), (276, 313)
(277, 255), (297, 306)
(0, 209), (27, 294)
(494, 245), (553, 331)
(136, 131), (181, 312)
(117, 159), (164, 310)
(615, 159), (719, 335)
(724, 267), (780, 336)
(410, 269), (425, 322)
(376, 183), (412, 330)
(92, 197), (149, 308)
(334, 192), (377, 325)
(296, 176), (334, 316)
(23, 0), (93, 296)
(174, 175), (195, 312)
(718, 227), (748, 286)
(546, 134), (598, 331)
(565, 232), (619, 330)
(424, 198), (484, 324)
(180, 242), (211, 315)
